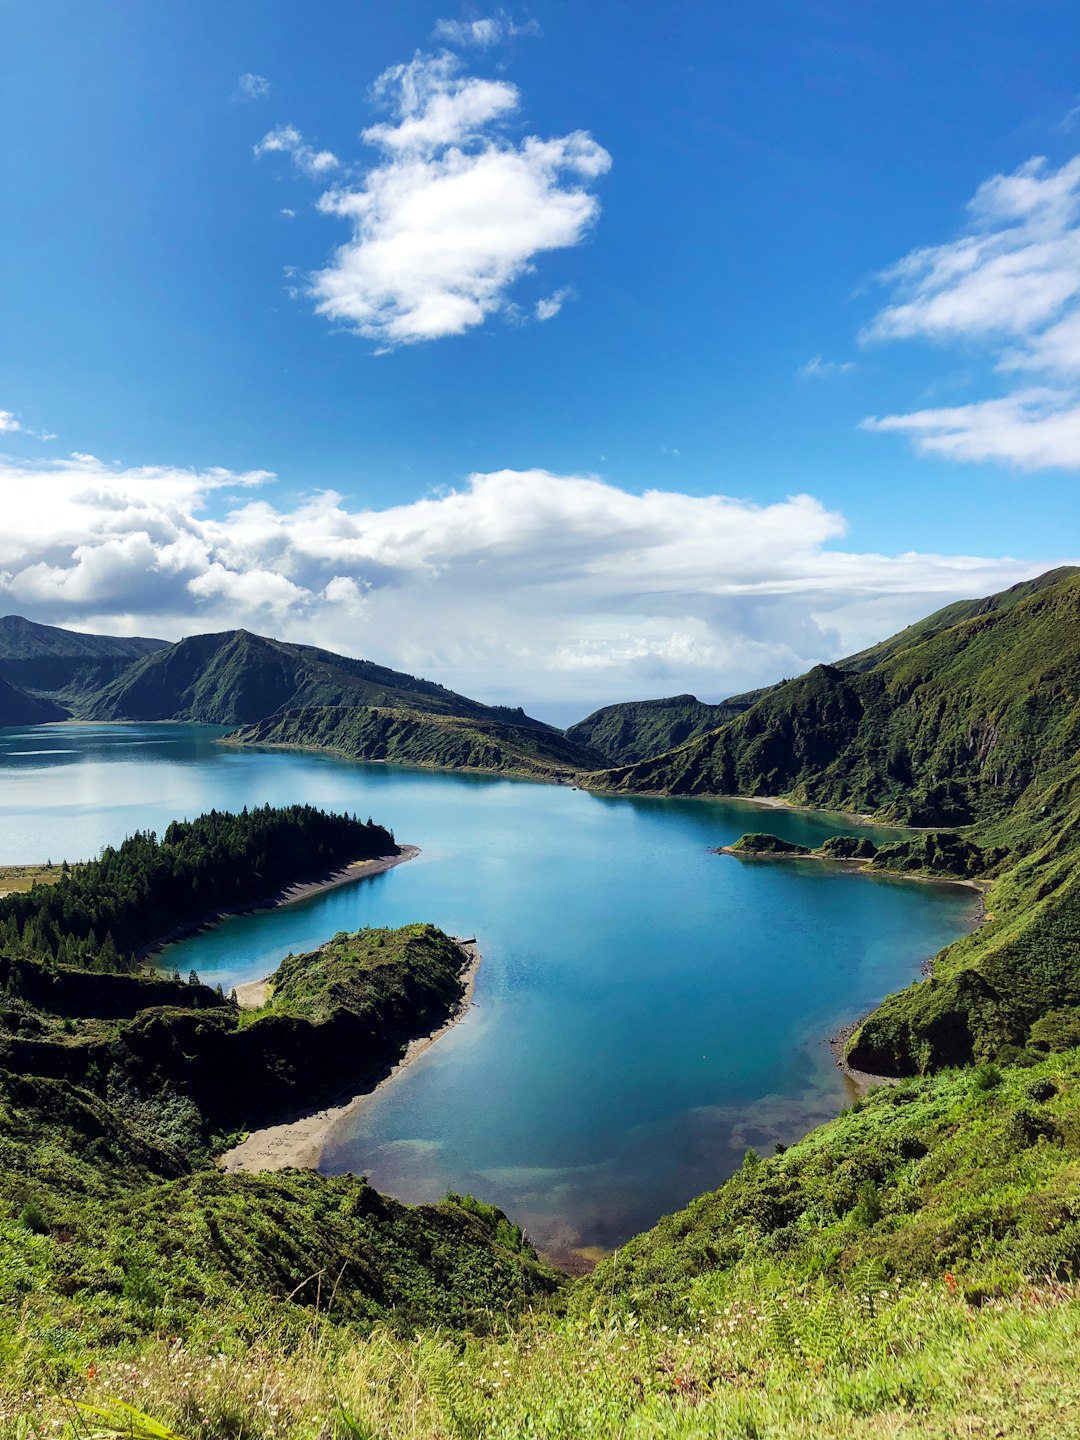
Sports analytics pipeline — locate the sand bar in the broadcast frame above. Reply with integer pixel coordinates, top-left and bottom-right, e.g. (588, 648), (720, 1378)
(220, 939), (480, 1174)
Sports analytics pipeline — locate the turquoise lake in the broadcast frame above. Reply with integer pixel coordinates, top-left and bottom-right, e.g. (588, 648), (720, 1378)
(0, 723), (979, 1261)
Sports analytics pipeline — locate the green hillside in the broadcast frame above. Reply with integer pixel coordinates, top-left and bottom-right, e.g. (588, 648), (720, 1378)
(8, 1045), (1080, 1437)
(85, 627), (556, 731)
(566, 691), (757, 764)
(0, 615), (167, 714)
(598, 571), (1080, 826)
(568, 567), (1079, 769)
(0, 674), (67, 726)
(230, 701), (606, 778)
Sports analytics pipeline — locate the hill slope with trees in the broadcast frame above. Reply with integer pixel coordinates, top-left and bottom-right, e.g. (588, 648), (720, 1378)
(230, 702), (606, 778)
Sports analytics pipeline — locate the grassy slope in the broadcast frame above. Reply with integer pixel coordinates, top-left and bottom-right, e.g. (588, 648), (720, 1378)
(231, 702), (606, 778)
(266, 922), (468, 1024)
(598, 574), (1080, 825)
(0, 922), (558, 1389)
(0, 1071), (558, 1386)
(11, 1050), (1080, 1437)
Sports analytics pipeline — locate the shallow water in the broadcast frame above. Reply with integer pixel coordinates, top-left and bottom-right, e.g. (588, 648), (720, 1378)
(0, 722), (978, 1258)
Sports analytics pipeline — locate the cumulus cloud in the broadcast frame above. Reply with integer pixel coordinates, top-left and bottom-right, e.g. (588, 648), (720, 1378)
(237, 73), (271, 101)
(0, 451), (1056, 716)
(863, 154), (1080, 469)
(0, 411), (23, 433)
(289, 50), (609, 347)
(254, 124), (339, 178)
(432, 12), (541, 47)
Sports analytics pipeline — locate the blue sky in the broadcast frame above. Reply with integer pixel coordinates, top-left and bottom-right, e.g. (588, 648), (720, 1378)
(2, 1), (1079, 720)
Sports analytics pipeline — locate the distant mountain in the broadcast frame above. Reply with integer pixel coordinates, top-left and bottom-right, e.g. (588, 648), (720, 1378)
(0, 615), (168, 714)
(0, 674), (68, 726)
(230, 704), (607, 779)
(86, 628), (557, 731)
(566, 693), (759, 766)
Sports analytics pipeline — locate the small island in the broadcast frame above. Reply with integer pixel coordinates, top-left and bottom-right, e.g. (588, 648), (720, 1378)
(720, 831), (812, 856)
(717, 828), (991, 879)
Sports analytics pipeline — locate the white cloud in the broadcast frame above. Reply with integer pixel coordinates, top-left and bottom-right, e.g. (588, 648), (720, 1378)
(297, 51), (608, 347)
(280, 207), (297, 219)
(535, 287), (570, 321)
(797, 355), (855, 380)
(254, 124), (339, 178)
(0, 411), (23, 433)
(237, 73), (271, 101)
(863, 387), (1080, 468)
(432, 12), (541, 47)
(863, 154), (1080, 469)
(0, 450), (1058, 715)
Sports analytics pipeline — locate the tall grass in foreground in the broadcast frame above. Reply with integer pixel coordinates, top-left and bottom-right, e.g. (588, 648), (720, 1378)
(6, 1275), (1080, 1440)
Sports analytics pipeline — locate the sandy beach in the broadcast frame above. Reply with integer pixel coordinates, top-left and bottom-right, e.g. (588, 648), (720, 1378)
(139, 844), (420, 964)
(220, 938), (481, 1174)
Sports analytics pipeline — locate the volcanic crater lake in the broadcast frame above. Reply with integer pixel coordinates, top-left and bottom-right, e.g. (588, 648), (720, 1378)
(0, 723), (979, 1260)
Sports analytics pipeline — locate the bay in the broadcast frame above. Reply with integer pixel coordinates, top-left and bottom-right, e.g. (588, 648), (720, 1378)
(0, 722), (977, 1260)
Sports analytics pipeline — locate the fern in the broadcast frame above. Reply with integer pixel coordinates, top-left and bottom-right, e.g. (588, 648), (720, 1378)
(848, 1257), (888, 1316)
(766, 1297), (798, 1360)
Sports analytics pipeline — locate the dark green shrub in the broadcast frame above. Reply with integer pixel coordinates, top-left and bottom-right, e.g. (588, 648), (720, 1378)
(1026, 1077), (1058, 1103)
(851, 1181), (882, 1228)
(18, 1198), (49, 1234)
(1003, 1104), (1058, 1149)
(973, 1063), (1003, 1092)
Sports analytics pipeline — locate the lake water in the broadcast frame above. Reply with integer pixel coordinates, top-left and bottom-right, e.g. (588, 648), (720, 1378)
(0, 722), (978, 1261)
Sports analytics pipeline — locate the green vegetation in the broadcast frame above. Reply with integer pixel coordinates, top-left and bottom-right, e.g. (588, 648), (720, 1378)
(560, 568), (1078, 770)
(0, 861), (554, 1391)
(0, 614), (166, 716)
(85, 628), (557, 730)
(0, 1069), (556, 1379)
(726, 831), (811, 855)
(0, 805), (394, 972)
(1, 917), (468, 1137)
(231, 702), (606, 779)
(724, 828), (988, 877)
(566, 692), (760, 765)
(8, 1048), (1080, 1436)
(596, 569), (1080, 1076)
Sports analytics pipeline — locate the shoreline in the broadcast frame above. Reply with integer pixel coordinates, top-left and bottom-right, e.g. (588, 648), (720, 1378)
(220, 939), (481, 1174)
(220, 735), (582, 787)
(714, 844), (989, 1092)
(714, 842), (990, 914)
(140, 845), (420, 964)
